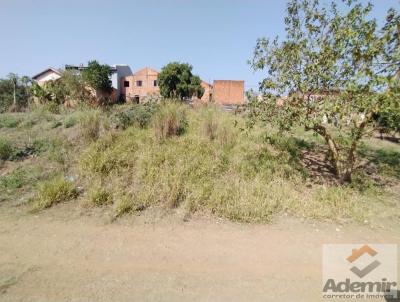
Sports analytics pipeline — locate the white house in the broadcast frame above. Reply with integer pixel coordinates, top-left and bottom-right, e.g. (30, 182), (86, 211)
(31, 67), (62, 85)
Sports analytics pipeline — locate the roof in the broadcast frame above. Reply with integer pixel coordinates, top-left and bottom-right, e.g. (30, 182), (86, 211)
(133, 67), (159, 76)
(201, 80), (212, 87)
(32, 67), (62, 80)
(214, 80), (245, 83)
(65, 64), (118, 72)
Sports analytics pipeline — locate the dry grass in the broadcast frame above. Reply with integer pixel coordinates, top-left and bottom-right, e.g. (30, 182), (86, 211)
(153, 102), (188, 141)
(1, 102), (399, 224)
(30, 176), (78, 211)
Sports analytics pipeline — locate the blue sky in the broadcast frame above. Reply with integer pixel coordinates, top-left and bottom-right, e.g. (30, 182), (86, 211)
(0, 0), (398, 89)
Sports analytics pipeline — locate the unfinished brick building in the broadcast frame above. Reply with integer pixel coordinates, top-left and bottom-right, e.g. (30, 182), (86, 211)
(212, 80), (244, 105)
(120, 67), (245, 105)
(120, 67), (160, 103)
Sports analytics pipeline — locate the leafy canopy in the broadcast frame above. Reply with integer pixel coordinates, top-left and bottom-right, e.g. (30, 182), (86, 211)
(250, 0), (400, 182)
(81, 60), (112, 93)
(158, 62), (204, 100)
(32, 70), (89, 105)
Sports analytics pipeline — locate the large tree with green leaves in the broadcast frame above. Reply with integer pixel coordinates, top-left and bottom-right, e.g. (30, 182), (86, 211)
(81, 60), (112, 93)
(158, 62), (204, 100)
(31, 70), (89, 105)
(250, 0), (400, 182)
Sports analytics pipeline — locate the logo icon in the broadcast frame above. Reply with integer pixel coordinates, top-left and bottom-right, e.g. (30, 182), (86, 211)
(346, 245), (381, 278)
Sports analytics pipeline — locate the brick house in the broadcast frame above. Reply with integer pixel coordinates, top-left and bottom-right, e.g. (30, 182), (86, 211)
(120, 67), (160, 103)
(120, 68), (245, 105)
(212, 80), (245, 105)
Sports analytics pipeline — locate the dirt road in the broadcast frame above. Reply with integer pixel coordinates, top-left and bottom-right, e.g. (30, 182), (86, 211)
(0, 206), (399, 302)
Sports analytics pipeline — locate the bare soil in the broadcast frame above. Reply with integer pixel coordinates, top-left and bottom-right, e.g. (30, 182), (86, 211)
(0, 204), (399, 302)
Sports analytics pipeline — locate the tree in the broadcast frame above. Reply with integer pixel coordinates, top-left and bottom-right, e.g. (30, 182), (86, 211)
(8, 73), (17, 108)
(158, 62), (204, 100)
(81, 60), (112, 93)
(32, 70), (89, 104)
(0, 74), (31, 112)
(249, 0), (400, 182)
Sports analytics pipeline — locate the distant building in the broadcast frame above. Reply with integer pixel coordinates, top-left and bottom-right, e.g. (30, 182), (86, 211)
(33, 64), (245, 105)
(120, 68), (245, 105)
(65, 64), (133, 100)
(120, 67), (160, 103)
(31, 68), (62, 85)
(212, 80), (245, 105)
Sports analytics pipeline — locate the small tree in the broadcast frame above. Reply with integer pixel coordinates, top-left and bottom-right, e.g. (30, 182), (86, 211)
(0, 74), (31, 112)
(81, 60), (112, 93)
(250, 0), (400, 182)
(158, 62), (204, 100)
(32, 70), (89, 105)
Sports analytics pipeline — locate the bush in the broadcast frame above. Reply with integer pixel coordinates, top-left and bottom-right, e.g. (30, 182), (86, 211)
(0, 138), (14, 160)
(203, 111), (218, 140)
(31, 176), (78, 210)
(0, 115), (20, 128)
(43, 102), (61, 114)
(153, 102), (188, 140)
(0, 168), (24, 189)
(79, 111), (102, 142)
(64, 115), (78, 128)
(112, 103), (158, 130)
(89, 187), (112, 206)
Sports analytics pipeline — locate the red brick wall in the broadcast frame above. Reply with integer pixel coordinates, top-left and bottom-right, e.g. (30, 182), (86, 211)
(120, 67), (159, 101)
(213, 80), (244, 105)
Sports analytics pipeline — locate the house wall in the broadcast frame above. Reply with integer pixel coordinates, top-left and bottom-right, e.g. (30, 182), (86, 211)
(121, 67), (159, 101)
(112, 65), (133, 99)
(34, 71), (61, 85)
(213, 80), (244, 105)
(200, 81), (213, 102)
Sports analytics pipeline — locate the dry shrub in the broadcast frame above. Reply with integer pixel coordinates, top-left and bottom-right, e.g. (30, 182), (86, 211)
(153, 102), (188, 141)
(79, 110), (102, 142)
(203, 112), (218, 140)
(31, 176), (78, 211)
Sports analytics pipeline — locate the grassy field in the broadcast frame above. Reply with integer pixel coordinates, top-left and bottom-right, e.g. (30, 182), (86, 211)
(0, 102), (399, 225)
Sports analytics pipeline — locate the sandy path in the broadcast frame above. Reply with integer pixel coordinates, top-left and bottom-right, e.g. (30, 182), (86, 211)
(0, 207), (399, 302)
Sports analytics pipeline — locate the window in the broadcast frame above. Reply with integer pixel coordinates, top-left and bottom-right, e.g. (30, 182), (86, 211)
(136, 80), (143, 87)
(153, 80), (157, 87)
(123, 81), (130, 87)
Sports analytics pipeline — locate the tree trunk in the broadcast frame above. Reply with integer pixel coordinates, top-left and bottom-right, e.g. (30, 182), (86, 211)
(13, 81), (16, 107)
(314, 125), (341, 177)
(342, 116), (370, 182)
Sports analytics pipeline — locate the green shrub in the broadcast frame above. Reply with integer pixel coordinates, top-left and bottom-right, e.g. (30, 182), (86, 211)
(79, 111), (102, 142)
(31, 176), (78, 210)
(64, 115), (78, 128)
(114, 195), (134, 218)
(43, 102), (61, 114)
(0, 166), (41, 192)
(0, 168), (24, 189)
(0, 138), (14, 160)
(112, 103), (158, 129)
(153, 102), (188, 140)
(89, 187), (112, 206)
(0, 115), (20, 128)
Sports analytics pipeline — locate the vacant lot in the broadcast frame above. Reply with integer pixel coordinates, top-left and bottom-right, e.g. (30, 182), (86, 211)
(1, 103), (400, 301)
(1, 103), (400, 224)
